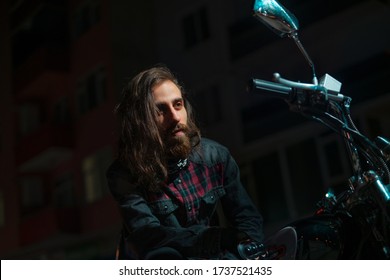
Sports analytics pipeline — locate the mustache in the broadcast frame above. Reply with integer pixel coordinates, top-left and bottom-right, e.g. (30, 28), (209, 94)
(171, 123), (189, 134)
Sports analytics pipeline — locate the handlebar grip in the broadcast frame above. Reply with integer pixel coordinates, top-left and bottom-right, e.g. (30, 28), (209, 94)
(237, 240), (267, 260)
(248, 78), (293, 99)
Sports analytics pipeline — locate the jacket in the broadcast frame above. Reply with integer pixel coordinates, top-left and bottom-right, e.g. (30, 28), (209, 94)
(106, 138), (264, 259)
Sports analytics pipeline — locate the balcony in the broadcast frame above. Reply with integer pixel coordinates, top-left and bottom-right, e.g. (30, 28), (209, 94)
(13, 45), (69, 99)
(17, 123), (74, 172)
(19, 206), (81, 246)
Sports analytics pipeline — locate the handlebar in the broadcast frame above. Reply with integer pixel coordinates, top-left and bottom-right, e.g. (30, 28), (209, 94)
(247, 73), (390, 187)
(248, 73), (347, 103)
(249, 78), (293, 98)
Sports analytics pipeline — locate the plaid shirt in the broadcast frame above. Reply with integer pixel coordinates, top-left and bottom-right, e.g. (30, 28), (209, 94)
(107, 138), (264, 259)
(147, 159), (225, 227)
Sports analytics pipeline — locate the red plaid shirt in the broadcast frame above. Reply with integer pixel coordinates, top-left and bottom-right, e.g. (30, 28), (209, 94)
(147, 160), (224, 226)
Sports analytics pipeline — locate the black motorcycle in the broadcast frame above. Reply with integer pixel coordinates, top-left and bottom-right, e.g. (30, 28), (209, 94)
(244, 0), (390, 260)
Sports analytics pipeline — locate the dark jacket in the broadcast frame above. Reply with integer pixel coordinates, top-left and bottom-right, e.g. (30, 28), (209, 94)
(107, 138), (264, 259)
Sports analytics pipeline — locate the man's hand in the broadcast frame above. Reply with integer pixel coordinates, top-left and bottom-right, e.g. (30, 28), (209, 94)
(237, 240), (268, 259)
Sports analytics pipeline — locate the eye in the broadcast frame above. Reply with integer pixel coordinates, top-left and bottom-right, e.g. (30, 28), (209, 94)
(174, 100), (184, 109)
(156, 104), (167, 115)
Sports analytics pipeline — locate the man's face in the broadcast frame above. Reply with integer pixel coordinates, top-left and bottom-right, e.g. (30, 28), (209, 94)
(152, 80), (191, 159)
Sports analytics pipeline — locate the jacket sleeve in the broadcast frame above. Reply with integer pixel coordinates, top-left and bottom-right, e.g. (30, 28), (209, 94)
(219, 149), (265, 243)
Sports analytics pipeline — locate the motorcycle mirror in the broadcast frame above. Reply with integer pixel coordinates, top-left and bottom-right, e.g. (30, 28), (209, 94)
(253, 0), (318, 85)
(253, 0), (299, 37)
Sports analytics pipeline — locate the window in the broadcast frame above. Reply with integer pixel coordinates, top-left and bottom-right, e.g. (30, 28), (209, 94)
(72, 0), (101, 39)
(335, 53), (390, 103)
(228, 16), (276, 60)
(240, 99), (303, 143)
(249, 138), (324, 225)
(288, 0), (367, 28)
(54, 97), (71, 124)
(20, 177), (44, 212)
(317, 134), (350, 193)
(193, 85), (222, 126)
(11, 2), (68, 67)
(77, 66), (106, 115)
(82, 147), (112, 203)
(252, 152), (289, 223)
(286, 139), (323, 216)
(53, 174), (75, 208)
(182, 6), (210, 49)
(18, 103), (43, 135)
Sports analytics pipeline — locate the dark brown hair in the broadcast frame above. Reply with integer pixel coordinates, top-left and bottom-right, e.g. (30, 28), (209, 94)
(115, 66), (200, 190)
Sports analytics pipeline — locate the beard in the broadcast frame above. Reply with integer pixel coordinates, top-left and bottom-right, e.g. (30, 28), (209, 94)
(162, 123), (192, 160)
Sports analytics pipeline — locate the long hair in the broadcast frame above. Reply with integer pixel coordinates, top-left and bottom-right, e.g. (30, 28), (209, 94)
(115, 66), (200, 191)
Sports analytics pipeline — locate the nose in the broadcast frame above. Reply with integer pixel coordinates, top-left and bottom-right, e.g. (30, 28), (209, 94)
(167, 106), (181, 124)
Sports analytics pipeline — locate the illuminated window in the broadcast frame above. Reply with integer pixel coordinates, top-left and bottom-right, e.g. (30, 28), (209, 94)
(82, 147), (112, 203)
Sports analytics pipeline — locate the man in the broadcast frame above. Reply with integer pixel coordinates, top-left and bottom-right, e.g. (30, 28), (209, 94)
(106, 66), (264, 259)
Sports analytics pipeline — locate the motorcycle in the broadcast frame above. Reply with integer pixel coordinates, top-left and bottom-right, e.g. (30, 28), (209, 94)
(245, 0), (390, 259)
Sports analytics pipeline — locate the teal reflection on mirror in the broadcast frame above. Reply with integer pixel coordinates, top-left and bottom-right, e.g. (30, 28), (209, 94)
(253, 0), (299, 37)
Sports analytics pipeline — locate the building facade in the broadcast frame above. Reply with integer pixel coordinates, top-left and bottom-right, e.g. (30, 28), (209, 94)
(0, 0), (389, 259)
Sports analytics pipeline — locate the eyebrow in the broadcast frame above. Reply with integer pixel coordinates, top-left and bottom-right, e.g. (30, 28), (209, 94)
(155, 97), (183, 106)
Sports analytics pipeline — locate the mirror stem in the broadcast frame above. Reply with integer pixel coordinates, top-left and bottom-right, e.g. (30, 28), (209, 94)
(291, 33), (318, 85)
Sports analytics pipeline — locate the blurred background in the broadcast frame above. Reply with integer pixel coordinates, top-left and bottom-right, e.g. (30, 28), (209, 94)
(0, 0), (389, 259)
